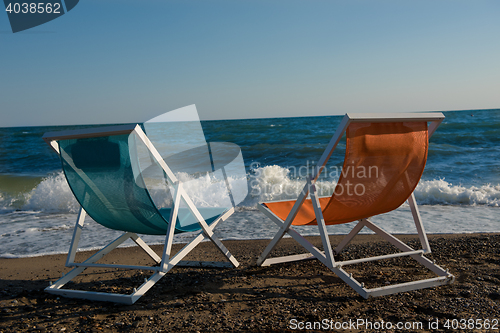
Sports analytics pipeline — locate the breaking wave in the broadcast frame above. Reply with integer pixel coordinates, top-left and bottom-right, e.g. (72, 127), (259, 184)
(0, 166), (499, 214)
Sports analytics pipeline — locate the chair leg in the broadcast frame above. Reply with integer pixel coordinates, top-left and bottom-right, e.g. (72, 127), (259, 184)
(66, 206), (87, 266)
(201, 208), (239, 267)
(131, 234), (161, 263)
(256, 203), (331, 268)
(256, 205), (454, 299)
(310, 185), (335, 268)
(362, 219), (450, 276)
(256, 203), (309, 266)
(408, 193), (431, 252)
(45, 204), (239, 304)
(171, 208), (239, 268)
(333, 219), (366, 255)
(257, 223), (291, 266)
(257, 180), (313, 266)
(177, 186), (240, 268)
(330, 218), (454, 298)
(45, 231), (143, 304)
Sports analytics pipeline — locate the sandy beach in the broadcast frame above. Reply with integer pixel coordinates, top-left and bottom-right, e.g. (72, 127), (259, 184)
(1, 233), (499, 332)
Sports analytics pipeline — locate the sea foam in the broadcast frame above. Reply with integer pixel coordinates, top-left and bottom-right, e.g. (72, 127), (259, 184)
(22, 172), (80, 213)
(414, 179), (500, 206)
(1, 166), (499, 214)
(246, 165), (500, 207)
(15, 171), (250, 213)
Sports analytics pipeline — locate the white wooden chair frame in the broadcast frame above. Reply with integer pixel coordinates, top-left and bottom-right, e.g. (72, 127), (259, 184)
(42, 124), (239, 304)
(257, 113), (455, 298)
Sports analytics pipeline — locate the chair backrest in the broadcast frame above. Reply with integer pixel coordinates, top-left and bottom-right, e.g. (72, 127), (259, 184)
(262, 114), (441, 226)
(321, 121), (428, 225)
(58, 133), (194, 235)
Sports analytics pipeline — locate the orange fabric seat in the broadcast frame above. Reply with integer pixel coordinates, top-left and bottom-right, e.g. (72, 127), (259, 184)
(264, 122), (428, 225)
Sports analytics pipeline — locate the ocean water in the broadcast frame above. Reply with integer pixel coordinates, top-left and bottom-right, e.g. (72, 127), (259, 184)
(0, 109), (499, 258)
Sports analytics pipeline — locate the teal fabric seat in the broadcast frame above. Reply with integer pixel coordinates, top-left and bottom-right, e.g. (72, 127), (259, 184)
(59, 135), (226, 235)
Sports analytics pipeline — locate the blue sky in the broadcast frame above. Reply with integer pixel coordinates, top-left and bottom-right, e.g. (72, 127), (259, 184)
(1, 0), (499, 127)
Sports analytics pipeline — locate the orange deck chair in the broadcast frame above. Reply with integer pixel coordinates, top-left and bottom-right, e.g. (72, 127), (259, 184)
(257, 113), (454, 298)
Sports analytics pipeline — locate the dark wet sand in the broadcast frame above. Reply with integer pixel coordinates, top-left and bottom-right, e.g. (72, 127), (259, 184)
(1, 233), (499, 332)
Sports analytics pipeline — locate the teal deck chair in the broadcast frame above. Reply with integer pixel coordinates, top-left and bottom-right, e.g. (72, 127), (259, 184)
(42, 124), (241, 304)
